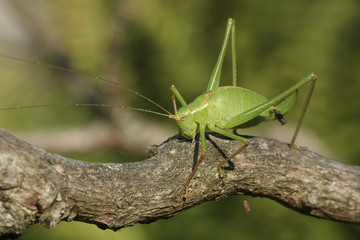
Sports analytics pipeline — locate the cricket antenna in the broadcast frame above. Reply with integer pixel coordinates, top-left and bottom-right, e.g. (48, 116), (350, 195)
(0, 104), (173, 118)
(0, 53), (172, 115)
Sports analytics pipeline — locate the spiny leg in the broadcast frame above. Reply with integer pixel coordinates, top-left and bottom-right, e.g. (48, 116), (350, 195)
(224, 74), (316, 130)
(206, 18), (235, 92)
(183, 125), (207, 200)
(217, 142), (249, 178)
(183, 152), (206, 200)
(290, 76), (317, 148)
(231, 20), (237, 87)
(208, 125), (250, 178)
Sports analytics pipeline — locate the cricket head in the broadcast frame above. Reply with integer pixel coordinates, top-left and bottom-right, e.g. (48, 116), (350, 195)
(172, 106), (197, 139)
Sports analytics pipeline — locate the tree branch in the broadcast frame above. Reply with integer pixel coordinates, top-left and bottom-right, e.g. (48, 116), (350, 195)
(0, 128), (359, 238)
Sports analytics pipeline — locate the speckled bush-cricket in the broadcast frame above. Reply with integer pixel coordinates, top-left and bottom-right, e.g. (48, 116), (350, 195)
(0, 18), (317, 200)
(169, 18), (316, 199)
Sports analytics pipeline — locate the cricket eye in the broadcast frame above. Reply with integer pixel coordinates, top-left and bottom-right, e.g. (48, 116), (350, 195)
(180, 114), (187, 120)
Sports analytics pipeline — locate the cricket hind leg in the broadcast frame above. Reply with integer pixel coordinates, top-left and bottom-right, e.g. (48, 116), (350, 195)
(270, 75), (317, 149)
(231, 19), (237, 87)
(290, 76), (317, 148)
(225, 73), (317, 150)
(208, 125), (249, 178)
(206, 18), (235, 92)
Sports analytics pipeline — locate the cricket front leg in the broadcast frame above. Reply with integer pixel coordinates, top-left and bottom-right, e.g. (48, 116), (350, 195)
(183, 151), (206, 200)
(183, 125), (207, 200)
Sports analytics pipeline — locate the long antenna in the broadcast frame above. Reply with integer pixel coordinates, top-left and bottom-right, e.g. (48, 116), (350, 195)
(0, 53), (172, 115)
(0, 103), (171, 118)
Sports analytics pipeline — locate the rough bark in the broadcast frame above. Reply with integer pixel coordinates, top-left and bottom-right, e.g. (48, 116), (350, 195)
(0, 128), (359, 238)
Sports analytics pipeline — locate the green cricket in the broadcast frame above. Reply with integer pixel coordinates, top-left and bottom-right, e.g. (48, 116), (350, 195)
(0, 18), (317, 200)
(169, 18), (316, 199)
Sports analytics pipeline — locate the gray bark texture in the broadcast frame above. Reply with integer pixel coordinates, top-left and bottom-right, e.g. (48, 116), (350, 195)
(0, 128), (359, 238)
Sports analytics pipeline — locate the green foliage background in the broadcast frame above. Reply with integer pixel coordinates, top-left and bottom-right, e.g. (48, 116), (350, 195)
(0, 0), (359, 239)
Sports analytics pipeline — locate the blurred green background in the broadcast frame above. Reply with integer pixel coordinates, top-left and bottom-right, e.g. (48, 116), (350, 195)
(0, 0), (359, 239)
